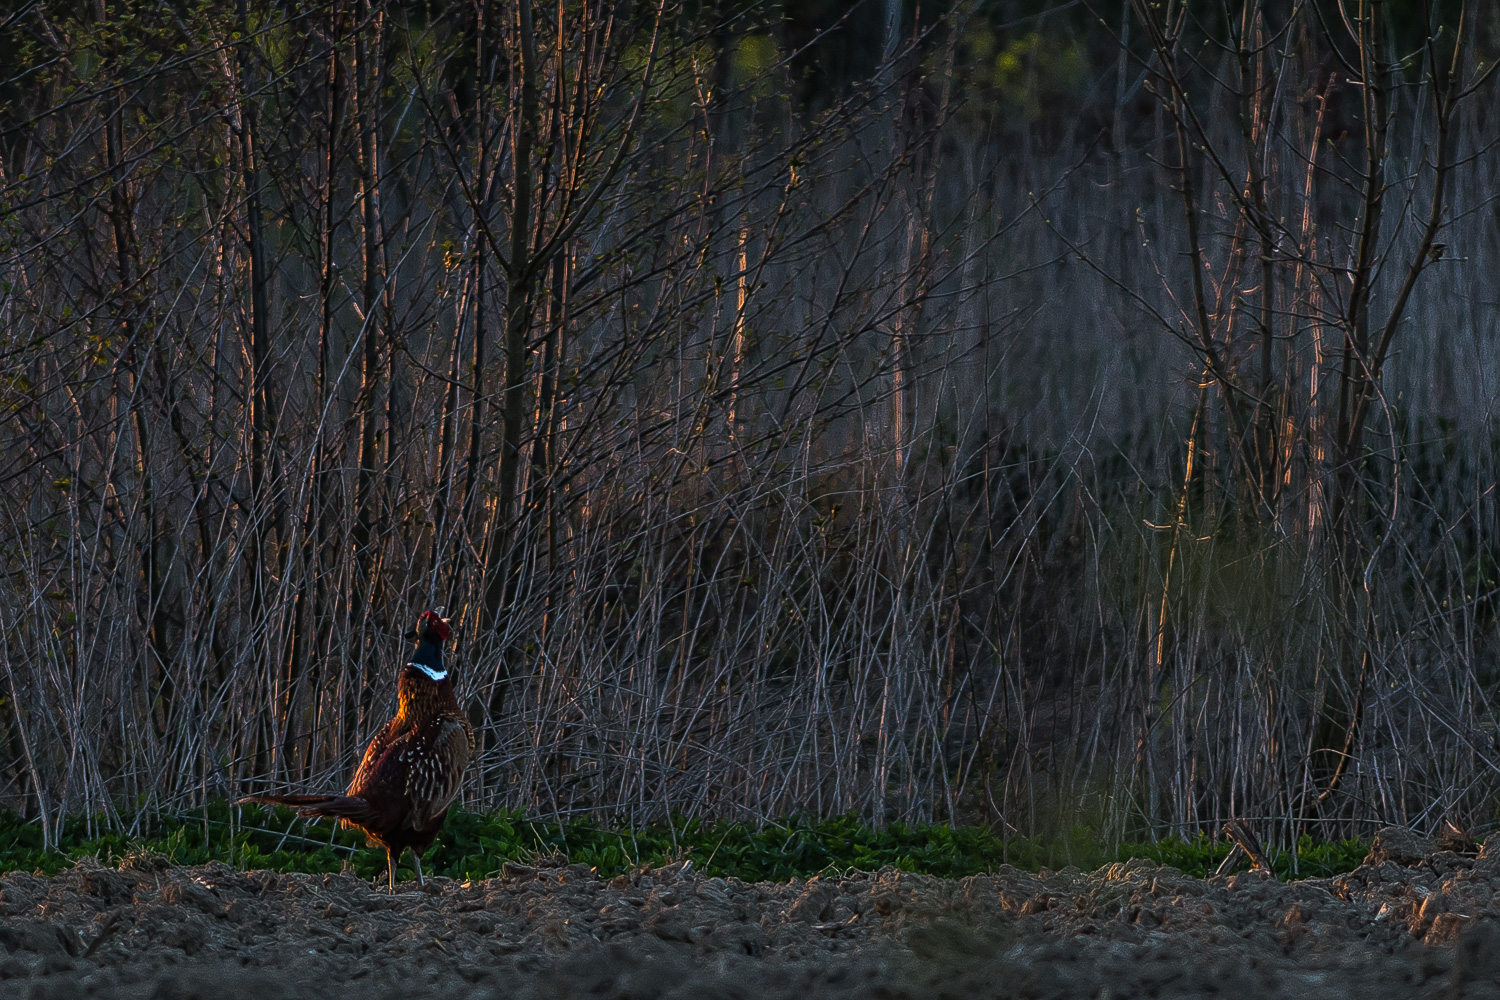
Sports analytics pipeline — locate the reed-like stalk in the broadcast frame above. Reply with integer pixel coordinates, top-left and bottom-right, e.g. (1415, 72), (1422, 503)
(1, 1), (1497, 849)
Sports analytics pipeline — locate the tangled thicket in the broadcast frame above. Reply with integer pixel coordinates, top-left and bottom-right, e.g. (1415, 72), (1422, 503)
(2, 0), (1499, 849)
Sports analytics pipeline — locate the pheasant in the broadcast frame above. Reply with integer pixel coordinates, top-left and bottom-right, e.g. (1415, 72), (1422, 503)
(239, 610), (474, 891)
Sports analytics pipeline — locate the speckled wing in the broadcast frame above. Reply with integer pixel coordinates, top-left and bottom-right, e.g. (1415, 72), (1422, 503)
(404, 715), (473, 832)
(346, 722), (398, 799)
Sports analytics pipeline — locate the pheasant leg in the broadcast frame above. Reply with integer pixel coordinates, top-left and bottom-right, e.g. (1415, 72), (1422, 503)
(386, 847), (397, 892)
(412, 853), (425, 888)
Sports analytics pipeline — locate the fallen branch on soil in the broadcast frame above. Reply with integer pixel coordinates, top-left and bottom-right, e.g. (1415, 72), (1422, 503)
(1214, 819), (1275, 878)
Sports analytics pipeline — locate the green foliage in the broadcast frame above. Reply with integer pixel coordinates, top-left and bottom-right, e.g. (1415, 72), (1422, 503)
(1122, 833), (1369, 880)
(0, 803), (1367, 884)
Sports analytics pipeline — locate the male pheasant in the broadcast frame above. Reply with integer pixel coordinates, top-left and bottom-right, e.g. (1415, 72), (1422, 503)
(239, 611), (474, 891)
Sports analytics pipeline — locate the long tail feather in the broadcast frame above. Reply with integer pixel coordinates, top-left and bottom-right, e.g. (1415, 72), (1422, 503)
(237, 794), (374, 823)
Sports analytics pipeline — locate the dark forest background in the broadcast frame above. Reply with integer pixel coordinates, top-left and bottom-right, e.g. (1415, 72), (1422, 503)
(3, 0), (1500, 850)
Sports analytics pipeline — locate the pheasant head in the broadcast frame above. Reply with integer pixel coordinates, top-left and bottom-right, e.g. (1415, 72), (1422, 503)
(398, 610), (456, 719)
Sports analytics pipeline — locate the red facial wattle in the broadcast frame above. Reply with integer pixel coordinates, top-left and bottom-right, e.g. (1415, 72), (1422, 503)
(420, 611), (451, 642)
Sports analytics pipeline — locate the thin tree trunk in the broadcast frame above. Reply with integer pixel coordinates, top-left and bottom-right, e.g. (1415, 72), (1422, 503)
(97, 0), (173, 738)
(485, 0), (539, 636)
(530, 248), (568, 642)
(1233, 1), (1278, 509)
(354, 0), (383, 595)
(235, 0), (277, 627)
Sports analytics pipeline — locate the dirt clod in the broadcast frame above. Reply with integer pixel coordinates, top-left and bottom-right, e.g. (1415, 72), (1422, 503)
(1367, 827), (1441, 867)
(2, 830), (1500, 997)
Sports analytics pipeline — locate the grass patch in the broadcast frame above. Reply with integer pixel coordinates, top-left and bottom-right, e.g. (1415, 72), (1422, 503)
(0, 802), (1369, 883)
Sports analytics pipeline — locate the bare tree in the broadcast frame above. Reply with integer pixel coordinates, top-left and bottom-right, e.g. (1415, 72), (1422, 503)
(1, 0), (1498, 851)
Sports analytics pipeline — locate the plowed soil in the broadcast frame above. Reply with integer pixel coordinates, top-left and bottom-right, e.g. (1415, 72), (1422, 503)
(3, 828), (1500, 999)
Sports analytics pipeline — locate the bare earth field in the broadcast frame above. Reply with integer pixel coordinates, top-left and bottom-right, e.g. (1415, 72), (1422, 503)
(2, 829), (1500, 999)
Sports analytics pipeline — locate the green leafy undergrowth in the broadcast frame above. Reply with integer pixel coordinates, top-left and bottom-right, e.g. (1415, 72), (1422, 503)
(0, 802), (1369, 884)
